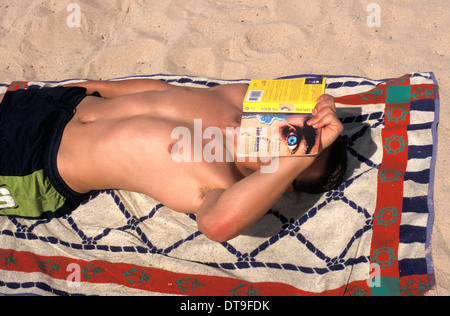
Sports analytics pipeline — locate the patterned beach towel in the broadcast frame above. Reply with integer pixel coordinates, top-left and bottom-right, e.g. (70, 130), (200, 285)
(0, 73), (438, 296)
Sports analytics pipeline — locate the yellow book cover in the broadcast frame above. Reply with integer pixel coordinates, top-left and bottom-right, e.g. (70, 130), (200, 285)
(243, 77), (326, 113)
(237, 77), (325, 158)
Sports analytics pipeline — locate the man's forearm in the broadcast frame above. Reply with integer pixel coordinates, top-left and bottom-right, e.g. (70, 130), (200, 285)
(196, 156), (316, 242)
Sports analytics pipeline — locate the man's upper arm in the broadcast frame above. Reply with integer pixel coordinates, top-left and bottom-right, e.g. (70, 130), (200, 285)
(63, 79), (175, 98)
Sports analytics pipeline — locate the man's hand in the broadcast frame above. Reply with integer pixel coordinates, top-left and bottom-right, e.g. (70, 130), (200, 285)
(307, 94), (343, 150)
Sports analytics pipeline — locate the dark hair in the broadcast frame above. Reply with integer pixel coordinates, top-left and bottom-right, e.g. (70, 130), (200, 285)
(293, 136), (348, 194)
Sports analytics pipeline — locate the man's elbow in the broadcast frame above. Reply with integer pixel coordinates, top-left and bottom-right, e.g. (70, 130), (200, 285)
(197, 215), (239, 243)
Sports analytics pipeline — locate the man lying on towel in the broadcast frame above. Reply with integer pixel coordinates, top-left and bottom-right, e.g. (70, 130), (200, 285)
(0, 79), (346, 242)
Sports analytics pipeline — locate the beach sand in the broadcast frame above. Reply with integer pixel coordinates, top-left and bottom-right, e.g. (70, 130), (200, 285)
(0, 0), (448, 295)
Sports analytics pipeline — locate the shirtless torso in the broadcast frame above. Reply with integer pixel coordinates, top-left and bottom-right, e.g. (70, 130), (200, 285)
(0, 80), (343, 241)
(58, 82), (249, 213)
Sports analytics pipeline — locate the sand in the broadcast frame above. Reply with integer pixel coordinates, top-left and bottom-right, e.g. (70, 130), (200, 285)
(0, 0), (448, 295)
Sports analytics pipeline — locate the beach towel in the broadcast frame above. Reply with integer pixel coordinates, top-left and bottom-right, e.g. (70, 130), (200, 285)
(0, 72), (438, 296)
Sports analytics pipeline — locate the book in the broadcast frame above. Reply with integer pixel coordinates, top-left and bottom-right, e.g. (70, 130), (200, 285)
(237, 77), (326, 158)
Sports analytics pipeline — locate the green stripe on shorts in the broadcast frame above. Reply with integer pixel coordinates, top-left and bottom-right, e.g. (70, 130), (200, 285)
(0, 170), (66, 218)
